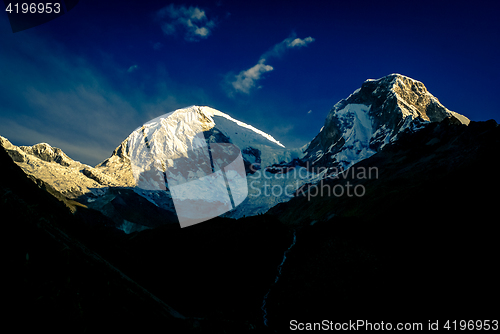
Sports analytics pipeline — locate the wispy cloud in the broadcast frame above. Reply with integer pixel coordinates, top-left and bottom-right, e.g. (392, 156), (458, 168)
(227, 33), (315, 95)
(0, 119), (112, 165)
(156, 4), (216, 42)
(230, 59), (274, 94)
(0, 29), (168, 165)
(127, 64), (139, 73)
(262, 35), (315, 60)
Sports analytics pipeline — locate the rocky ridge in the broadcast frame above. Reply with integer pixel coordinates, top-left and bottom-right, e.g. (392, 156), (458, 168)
(303, 73), (470, 171)
(0, 136), (124, 199)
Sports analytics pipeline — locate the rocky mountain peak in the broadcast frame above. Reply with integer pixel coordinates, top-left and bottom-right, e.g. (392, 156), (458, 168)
(304, 74), (470, 170)
(354, 73), (468, 124)
(19, 142), (75, 167)
(0, 136), (76, 167)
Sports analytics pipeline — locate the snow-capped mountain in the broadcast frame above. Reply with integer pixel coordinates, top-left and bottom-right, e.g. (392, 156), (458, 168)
(303, 73), (470, 172)
(98, 106), (303, 178)
(95, 106), (308, 225)
(0, 74), (471, 231)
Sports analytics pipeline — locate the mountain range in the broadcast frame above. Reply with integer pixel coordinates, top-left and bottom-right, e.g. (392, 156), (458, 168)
(3, 74), (469, 232)
(9, 73), (498, 332)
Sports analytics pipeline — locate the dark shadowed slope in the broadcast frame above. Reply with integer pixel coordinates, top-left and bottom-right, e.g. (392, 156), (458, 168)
(265, 118), (499, 329)
(3, 146), (201, 332)
(6, 143), (293, 332)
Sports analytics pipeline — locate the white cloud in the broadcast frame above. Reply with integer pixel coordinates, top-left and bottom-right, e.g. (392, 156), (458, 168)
(262, 33), (315, 59)
(156, 4), (216, 42)
(289, 36), (315, 48)
(195, 26), (209, 37)
(231, 59), (274, 94)
(227, 33), (315, 95)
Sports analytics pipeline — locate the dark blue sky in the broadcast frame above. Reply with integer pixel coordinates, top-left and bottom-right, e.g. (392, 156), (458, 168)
(1, 0), (498, 165)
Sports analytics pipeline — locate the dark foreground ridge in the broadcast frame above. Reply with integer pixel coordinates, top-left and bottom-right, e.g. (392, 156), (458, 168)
(267, 118), (499, 330)
(6, 144), (288, 332)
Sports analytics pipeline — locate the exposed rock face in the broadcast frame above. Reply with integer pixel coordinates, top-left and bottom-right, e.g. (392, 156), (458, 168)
(304, 74), (470, 171)
(81, 167), (116, 186)
(94, 141), (136, 187)
(19, 143), (73, 167)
